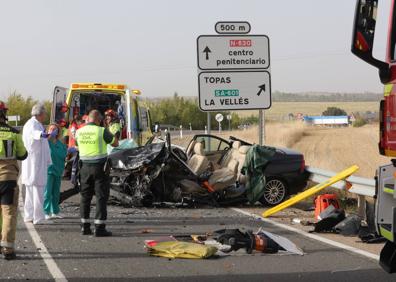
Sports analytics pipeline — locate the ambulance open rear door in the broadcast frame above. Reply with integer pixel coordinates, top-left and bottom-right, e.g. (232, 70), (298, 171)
(51, 86), (69, 124)
(125, 89), (141, 144)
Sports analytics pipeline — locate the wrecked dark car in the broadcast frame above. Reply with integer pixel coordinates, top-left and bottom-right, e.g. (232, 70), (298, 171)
(183, 135), (309, 205)
(108, 141), (199, 207)
(107, 133), (309, 207)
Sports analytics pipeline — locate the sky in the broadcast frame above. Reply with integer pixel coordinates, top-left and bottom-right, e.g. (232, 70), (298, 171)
(0, 0), (392, 100)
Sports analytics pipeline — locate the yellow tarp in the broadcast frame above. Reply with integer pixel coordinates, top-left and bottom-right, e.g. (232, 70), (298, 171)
(146, 241), (217, 259)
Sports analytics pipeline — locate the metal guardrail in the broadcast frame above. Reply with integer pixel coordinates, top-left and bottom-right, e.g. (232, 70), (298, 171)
(307, 166), (375, 197)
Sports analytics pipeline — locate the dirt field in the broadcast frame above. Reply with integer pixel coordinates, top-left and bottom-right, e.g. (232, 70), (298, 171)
(174, 122), (388, 178)
(287, 124), (388, 178)
(236, 101), (378, 119)
(236, 122), (388, 178)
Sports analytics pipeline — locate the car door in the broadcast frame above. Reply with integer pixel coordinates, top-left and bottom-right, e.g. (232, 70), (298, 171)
(187, 134), (231, 164)
(51, 86), (68, 123)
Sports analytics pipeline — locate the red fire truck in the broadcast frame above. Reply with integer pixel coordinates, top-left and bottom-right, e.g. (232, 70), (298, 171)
(352, 0), (396, 272)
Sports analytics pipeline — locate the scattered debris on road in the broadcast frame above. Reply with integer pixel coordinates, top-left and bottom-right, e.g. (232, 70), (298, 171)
(334, 214), (362, 236)
(213, 229), (280, 254)
(311, 205), (345, 233)
(141, 229), (154, 234)
(292, 218), (314, 226)
(144, 228), (303, 259)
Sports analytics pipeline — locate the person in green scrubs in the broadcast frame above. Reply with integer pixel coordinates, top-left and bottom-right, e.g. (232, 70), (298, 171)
(44, 124), (68, 219)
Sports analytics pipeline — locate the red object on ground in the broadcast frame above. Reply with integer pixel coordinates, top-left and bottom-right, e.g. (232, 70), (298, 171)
(314, 194), (340, 220)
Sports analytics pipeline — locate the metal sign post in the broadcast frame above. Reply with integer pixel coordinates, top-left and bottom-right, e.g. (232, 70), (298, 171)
(207, 112), (211, 135)
(179, 125), (183, 139)
(259, 110), (265, 145)
(215, 113), (223, 133)
(263, 110), (265, 143)
(226, 114), (232, 131)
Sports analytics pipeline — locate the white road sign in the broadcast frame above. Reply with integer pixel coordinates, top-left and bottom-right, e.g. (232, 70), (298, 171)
(197, 35), (270, 70)
(198, 71), (271, 111)
(215, 113), (224, 122)
(7, 115), (20, 122)
(215, 21), (251, 34)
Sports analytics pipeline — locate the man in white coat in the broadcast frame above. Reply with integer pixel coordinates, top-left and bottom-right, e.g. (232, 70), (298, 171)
(21, 103), (52, 224)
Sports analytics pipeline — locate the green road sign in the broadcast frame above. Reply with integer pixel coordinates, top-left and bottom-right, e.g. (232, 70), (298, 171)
(214, 89), (239, 97)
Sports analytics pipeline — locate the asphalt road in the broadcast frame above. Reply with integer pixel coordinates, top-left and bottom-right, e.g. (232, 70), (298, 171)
(1, 184), (395, 282)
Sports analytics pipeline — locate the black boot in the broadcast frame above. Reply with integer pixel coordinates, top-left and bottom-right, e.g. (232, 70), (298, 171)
(81, 223), (93, 235)
(94, 224), (112, 237)
(2, 247), (16, 260)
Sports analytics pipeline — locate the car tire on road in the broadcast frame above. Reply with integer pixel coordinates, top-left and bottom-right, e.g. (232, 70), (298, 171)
(259, 177), (288, 206)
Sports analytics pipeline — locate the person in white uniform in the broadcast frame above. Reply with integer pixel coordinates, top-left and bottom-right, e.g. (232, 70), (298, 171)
(21, 104), (53, 224)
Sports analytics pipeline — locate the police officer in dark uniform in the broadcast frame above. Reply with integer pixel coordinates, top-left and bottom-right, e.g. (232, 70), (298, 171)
(75, 110), (118, 236)
(0, 101), (28, 259)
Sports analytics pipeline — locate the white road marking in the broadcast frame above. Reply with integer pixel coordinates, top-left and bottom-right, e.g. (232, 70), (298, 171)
(18, 186), (68, 282)
(231, 207), (380, 261)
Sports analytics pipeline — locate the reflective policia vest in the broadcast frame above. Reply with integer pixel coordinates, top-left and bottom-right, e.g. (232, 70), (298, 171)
(0, 124), (25, 160)
(76, 124), (108, 161)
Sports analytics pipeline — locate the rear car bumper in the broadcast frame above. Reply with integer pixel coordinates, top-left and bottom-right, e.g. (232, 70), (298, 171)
(283, 169), (310, 195)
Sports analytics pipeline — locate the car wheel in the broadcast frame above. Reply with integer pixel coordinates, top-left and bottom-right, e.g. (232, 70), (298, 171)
(259, 178), (288, 206)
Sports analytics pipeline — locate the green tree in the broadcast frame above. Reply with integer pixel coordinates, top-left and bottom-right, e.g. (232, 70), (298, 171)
(4, 91), (52, 125)
(146, 95), (242, 130)
(43, 100), (52, 124)
(6, 92), (37, 124)
(322, 107), (347, 116)
(353, 117), (367, 127)
(240, 114), (259, 125)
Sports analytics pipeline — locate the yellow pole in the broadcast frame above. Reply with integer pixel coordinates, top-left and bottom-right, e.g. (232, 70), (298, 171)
(262, 165), (359, 218)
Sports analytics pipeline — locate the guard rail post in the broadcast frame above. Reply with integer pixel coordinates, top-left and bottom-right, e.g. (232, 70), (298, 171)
(357, 195), (366, 220)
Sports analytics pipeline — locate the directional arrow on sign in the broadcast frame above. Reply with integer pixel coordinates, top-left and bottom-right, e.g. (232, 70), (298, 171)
(203, 46), (211, 60)
(257, 84), (266, 96)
